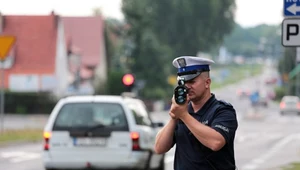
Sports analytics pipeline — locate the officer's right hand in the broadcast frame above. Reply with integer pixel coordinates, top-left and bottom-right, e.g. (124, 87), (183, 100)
(169, 111), (177, 119)
(169, 96), (178, 119)
(170, 95), (189, 120)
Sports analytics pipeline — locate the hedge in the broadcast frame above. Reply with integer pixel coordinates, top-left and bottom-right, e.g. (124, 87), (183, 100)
(0, 91), (57, 114)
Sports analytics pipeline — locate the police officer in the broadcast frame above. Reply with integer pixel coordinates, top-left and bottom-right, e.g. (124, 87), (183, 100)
(154, 56), (238, 170)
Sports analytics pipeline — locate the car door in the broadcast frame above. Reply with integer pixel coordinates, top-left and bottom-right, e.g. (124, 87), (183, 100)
(127, 101), (155, 151)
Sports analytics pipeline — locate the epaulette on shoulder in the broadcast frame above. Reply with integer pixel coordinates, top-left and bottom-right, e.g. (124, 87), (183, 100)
(218, 100), (233, 108)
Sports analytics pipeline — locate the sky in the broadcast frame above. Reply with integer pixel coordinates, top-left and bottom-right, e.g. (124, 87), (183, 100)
(0, 0), (283, 28)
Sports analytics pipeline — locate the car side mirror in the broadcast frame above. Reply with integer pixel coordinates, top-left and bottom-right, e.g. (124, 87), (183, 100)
(152, 122), (164, 128)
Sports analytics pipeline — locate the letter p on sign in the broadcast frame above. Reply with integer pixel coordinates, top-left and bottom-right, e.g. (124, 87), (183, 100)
(282, 18), (300, 47)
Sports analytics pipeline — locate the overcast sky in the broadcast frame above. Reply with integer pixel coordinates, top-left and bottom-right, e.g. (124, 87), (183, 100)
(0, 0), (283, 28)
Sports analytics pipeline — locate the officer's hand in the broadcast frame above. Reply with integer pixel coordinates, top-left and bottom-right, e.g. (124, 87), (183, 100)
(169, 111), (177, 119)
(169, 96), (178, 119)
(170, 95), (189, 119)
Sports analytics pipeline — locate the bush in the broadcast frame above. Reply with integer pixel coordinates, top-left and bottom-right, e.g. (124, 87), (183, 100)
(274, 86), (285, 101)
(2, 91), (57, 114)
(96, 70), (128, 95)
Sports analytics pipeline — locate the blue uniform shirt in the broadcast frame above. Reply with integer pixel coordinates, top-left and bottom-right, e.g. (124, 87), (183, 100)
(173, 94), (238, 170)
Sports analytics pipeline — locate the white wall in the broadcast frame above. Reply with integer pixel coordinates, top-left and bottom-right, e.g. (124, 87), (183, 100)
(9, 74), (39, 92)
(9, 74), (57, 92)
(54, 17), (69, 98)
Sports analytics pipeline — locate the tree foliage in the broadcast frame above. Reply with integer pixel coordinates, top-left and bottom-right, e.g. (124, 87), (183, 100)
(121, 0), (236, 99)
(277, 47), (300, 95)
(223, 24), (282, 58)
(278, 47), (296, 75)
(95, 17), (128, 95)
(149, 0), (236, 55)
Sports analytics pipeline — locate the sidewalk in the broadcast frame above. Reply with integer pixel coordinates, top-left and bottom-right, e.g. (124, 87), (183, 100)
(1, 114), (49, 130)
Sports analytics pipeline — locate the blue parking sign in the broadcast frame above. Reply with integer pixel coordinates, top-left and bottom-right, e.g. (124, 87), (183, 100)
(284, 0), (300, 16)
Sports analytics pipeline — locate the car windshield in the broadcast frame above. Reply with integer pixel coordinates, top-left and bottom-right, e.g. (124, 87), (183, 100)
(52, 102), (128, 131)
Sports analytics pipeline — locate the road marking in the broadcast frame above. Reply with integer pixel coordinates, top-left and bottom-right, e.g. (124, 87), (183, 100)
(241, 134), (300, 170)
(0, 151), (40, 163)
(1, 151), (25, 158)
(164, 132), (292, 166)
(10, 153), (40, 163)
(235, 132), (283, 143)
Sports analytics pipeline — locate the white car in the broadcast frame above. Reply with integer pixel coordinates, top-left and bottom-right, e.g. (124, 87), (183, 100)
(280, 95), (300, 116)
(43, 95), (165, 170)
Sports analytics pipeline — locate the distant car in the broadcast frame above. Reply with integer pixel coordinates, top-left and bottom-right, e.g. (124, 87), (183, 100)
(254, 96), (268, 107)
(258, 91), (269, 107)
(265, 77), (277, 85)
(43, 95), (165, 170)
(267, 90), (276, 100)
(279, 95), (300, 116)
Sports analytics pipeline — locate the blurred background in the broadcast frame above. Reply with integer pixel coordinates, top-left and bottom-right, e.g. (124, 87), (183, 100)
(0, 0), (300, 170)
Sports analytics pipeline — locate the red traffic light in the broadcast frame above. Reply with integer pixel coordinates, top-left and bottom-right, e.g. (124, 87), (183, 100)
(122, 74), (135, 86)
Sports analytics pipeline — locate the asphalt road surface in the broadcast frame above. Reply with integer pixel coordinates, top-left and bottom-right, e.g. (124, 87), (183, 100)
(1, 65), (300, 170)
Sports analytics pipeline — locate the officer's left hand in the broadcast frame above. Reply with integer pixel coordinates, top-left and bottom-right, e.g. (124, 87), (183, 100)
(170, 95), (189, 119)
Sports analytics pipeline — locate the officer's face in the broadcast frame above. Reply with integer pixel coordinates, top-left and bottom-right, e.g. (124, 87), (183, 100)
(185, 72), (211, 101)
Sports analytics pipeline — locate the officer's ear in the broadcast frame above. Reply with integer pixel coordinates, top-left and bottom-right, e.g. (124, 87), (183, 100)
(205, 78), (211, 88)
(201, 72), (211, 88)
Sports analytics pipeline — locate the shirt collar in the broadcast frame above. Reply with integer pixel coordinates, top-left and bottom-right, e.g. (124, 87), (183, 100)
(188, 93), (216, 115)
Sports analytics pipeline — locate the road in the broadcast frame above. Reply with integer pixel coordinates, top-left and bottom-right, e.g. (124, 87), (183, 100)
(1, 65), (300, 170)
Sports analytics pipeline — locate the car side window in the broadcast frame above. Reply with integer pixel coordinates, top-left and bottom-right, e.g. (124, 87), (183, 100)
(129, 106), (152, 127)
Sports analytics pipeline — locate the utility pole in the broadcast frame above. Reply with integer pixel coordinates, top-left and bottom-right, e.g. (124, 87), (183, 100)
(296, 48), (300, 97)
(0, 35), (16, 133)
(0, 62), (4, 133)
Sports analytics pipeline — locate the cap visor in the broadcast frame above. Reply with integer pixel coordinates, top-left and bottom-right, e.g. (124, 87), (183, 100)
(178, 72), (201, 81)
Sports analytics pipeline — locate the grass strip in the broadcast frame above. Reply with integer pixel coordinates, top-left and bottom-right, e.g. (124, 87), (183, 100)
(0, 129), (43, 145)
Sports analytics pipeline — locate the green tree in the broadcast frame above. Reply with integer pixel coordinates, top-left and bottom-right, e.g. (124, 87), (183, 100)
(149, 0), (236, 56)
(103, 21), (115, 71)
(104, 18), (127, 71)
(105, 70), (128, 95)
(93, 8), (128, 94)
(278, 47), (296, 75)
(277, 47), (298, 95)
(223, 24), (282, 58)
(133, 30), (173, 99)
(122, 0), (173, 99)
(121, 0), (236, 99)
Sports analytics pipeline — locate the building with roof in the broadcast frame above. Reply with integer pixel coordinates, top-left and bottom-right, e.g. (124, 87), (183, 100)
(0, 12), (69, 98)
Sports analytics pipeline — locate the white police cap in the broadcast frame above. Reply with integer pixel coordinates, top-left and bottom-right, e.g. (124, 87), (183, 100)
(172, 56), (215, 81)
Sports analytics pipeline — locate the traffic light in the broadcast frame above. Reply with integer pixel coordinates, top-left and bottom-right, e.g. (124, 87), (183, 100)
(122, 73), (135, 92)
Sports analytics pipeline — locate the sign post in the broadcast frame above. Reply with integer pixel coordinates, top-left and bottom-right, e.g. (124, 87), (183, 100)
(296, 48), (300, 96)
(283, 0), (300, 97)
(0, 35), (16, 133)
